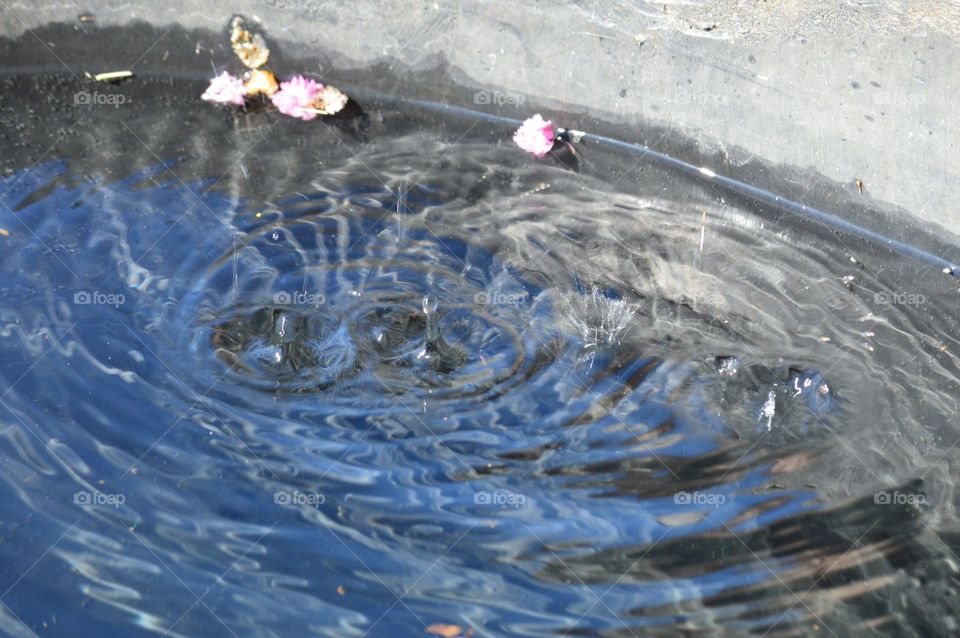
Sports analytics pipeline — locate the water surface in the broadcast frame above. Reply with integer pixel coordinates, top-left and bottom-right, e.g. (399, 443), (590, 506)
(0, 73), (958, 637)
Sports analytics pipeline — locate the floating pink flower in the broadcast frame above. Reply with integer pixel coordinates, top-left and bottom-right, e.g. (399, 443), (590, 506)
(513, 114), (555, 158)
(201, 71), (246, 106)
(271, 75), (324, 121)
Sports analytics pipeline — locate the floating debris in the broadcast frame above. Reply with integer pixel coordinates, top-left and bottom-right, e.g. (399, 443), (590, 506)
(269, 77), (350, 119)
(201, 71), (246, 106)
(791, 375), (812, 396)
(94, 70), (133, 83)
(230, 16), (270, 70)
(513, 114), (555, 158)
(272, 75), (324, 120)
(425, 624), (472, 638)
(520, 182), (550, 197)
(308, 84), (350, 116)
(244, 69), (279, 97)
(201, 18), (351, 119)
(786, 369), (835, 416)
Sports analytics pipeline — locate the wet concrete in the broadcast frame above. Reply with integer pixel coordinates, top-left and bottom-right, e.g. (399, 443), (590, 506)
(2, 1), (958, 239)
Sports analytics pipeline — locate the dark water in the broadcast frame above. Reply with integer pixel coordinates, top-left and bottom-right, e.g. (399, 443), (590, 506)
(0, 72), (959, 638)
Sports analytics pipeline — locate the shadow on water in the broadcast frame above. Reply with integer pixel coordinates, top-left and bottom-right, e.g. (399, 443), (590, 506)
(0, 23), (959, 638)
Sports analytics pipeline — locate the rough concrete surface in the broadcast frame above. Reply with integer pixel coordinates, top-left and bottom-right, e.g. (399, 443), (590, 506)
(1, 1), (958, 235)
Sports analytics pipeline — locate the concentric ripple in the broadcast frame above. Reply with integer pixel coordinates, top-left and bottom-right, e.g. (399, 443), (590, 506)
(0, 70), (958, 638)
(179, 211), (541, 403)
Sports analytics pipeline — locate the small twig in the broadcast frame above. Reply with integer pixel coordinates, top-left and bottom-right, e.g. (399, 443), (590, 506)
(93, 70), (134, 82)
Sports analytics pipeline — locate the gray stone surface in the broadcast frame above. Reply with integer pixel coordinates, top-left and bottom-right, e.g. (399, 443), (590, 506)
(2, 1), (958, 234)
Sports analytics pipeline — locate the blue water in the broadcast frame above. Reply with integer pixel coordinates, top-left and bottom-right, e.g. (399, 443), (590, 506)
(0, 74), (958, 637)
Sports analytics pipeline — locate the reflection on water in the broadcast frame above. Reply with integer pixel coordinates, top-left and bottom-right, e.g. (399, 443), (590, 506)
(0, 72), (958, 637)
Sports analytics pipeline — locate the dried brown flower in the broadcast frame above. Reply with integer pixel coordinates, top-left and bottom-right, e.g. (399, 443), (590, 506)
(244, 69), (279, 97)
(230, 16), (270, 70)
(309, 85), (350, 115)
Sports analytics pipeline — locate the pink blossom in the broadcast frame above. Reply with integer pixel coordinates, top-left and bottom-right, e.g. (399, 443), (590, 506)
(513, 114), (555, 158)
(201, 72), (246, 106)
(271, 75), (324, 121)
